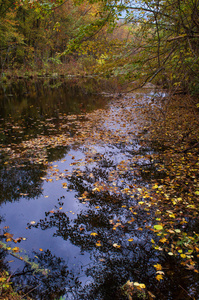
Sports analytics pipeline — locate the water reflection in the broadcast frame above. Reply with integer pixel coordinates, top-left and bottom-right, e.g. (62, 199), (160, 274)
(13, 249), (81, 300)
(0, 82), (199, 300)
(25, 146), (199, 299)
(0, 78), (108, 145)
(0, 162), (46, 203)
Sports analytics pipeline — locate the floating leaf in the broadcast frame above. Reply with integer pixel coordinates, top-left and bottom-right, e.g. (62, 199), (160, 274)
(152, 184), (159, 189)
(156, 271), (165, 275)
(6, 238), (12, 242)
(159, 237), (167, 243)
(4, 232), (13, 238)
(156, 274), (163, 281)
(133, 282), (140, 287)
(113, 243), (121, 248)
(154, 225), (163, 231)
(90, 232), (98, 236)
(154, 264), (162, 271)
(12, 247), (20, 253)
(62, 182), (67, 189)
(139, 283), (146, 289)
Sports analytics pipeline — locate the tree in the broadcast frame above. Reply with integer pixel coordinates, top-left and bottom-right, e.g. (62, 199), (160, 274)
(64, 0), (199, 92)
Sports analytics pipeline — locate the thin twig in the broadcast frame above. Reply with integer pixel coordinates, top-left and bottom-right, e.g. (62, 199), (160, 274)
(179, 284), (195, 300)
(20, 283), (41, 299)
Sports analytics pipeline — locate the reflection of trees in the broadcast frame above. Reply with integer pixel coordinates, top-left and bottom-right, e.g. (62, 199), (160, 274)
(28, 200), (199, 299)
(0, 161), (46, 203)
(0, 79), (108, 145)
(0, 144), (70, 204)
(29, 202), (158, 299)
(12, 249), (81, 300)
(47, 146), (69, 162)
(0, 79), (105, 119)
(1, 137), (198, 299)
(27, 156), (199, 299)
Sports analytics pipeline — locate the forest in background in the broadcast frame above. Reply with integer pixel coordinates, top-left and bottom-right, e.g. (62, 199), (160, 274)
(0, 0), (199, 94)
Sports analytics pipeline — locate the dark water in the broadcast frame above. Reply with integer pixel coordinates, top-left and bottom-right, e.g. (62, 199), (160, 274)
(0, 79), (199, 300)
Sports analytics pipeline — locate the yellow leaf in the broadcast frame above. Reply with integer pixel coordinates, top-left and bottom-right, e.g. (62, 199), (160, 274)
(62, 182), (67, 188)
(152, 184), (159, 189)
(153, 263), (162, 271)
(139, 284), (146, 289)
(169, 214), (175, 218)
(6, 238), (12, 242)
(156, 274), (163, 281)
(90, 232), (98, 236)
(12, 247), (20, 253)
(133, 282), (140, 286)
(159, 237), (167, 243)
(96, 241), (101, 247)
(128, 238), (134, 242)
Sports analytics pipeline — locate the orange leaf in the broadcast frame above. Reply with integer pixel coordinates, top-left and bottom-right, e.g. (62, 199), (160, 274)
(156, 274), (163, 281)
(154, 263), (162, 271)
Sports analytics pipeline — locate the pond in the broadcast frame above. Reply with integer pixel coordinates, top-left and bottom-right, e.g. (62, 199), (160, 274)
(0, 78), (199, 300)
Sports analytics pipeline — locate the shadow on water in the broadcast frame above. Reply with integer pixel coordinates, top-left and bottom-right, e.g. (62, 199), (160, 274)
(0, 78), (107, 145)
(0, 80), (199, 300)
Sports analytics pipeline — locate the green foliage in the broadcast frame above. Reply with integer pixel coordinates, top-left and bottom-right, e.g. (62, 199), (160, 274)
(0, 0), (198, 93)
(0, 240), (49, 274)
(0, 271), (12, 292)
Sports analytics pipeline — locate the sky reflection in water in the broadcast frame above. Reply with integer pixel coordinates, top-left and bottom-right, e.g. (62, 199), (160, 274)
(0, 80), (198, 300)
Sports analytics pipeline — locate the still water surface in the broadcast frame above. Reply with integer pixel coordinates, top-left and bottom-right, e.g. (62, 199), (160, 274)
(0, 79), (199, 299)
